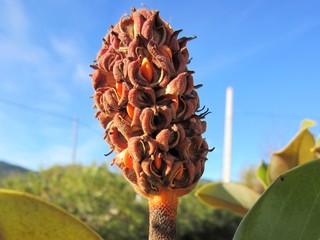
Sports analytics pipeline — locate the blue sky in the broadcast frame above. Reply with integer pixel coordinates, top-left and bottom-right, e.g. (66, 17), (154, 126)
(0, 0), (319, 181)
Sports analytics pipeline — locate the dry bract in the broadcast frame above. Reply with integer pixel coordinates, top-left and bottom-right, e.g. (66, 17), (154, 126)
(91, 7), (210, 198)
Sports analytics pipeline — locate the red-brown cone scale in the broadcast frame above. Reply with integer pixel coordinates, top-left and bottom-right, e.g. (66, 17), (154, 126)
(91, 8), (211, 240)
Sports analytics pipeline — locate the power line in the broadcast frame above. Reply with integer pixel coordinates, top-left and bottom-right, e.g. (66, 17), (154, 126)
(0, 97), (102, 135)
(0, 97), (107, 166)
(0, 97), (74, 121)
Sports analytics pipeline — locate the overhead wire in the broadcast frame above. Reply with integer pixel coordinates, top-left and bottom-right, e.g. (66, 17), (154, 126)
(0, 97), (102, 135)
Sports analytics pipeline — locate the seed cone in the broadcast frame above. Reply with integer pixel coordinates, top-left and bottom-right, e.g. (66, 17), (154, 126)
(91, 9), (210, 238)
(91, 7), (209, 198)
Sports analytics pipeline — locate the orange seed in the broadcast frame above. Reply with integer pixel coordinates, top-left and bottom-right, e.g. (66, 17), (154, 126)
(126, 103), (135, 119)
(140, 57), (153, 82)
(116, 82), (123, 98)
(123, 149), (134, 170)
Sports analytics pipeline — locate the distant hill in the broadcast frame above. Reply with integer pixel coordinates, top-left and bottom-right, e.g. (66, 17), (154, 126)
(0, 160), (31, 178)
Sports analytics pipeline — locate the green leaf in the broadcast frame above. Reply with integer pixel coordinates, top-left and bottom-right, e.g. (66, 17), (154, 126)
(233, 159), (320, 240)
(0, 189), (103, 240)
(268, 120), (315, 182)
(255, 161), (269, 189)
(195, 182), (260, 216)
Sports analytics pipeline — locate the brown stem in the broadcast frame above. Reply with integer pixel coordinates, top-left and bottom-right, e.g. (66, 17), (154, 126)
(148, 189), (178, 240)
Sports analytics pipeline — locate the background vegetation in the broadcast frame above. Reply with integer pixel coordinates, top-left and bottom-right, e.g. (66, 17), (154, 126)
(0, 163), (241, 240)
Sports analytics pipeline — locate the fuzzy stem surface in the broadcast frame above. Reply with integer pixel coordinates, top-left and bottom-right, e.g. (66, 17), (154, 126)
(148, 190), (178, 240)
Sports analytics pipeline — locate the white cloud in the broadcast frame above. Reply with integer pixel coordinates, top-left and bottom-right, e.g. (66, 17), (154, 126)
(73, 63), (92, 88)
(197, 43), (266, 80)
(0, 0), (48, 66)
(0, 77), (20, 93)
(0, 0), (96, 169)
(0, 0), (29, 38)
(282, 20), (320, 41)
(50, 37), (79, 62)
(0, 1), (80, 103)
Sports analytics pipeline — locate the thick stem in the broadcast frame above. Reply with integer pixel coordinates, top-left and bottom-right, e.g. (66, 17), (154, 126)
(148, 190), (178, 240)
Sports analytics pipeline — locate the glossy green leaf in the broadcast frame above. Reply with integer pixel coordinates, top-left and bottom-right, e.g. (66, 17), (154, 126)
(255, 161), (269, 189)
(195, 182), (260, 216)
(0, 189), (103, 240)
(268, 120), (315, 182)
(233, 159), (320, 240)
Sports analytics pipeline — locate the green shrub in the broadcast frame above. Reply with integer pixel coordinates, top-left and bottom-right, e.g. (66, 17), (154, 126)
(1, 163), (241, 240)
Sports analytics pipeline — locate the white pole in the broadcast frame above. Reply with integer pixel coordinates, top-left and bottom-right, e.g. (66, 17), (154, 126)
(222, 87), (233, 182)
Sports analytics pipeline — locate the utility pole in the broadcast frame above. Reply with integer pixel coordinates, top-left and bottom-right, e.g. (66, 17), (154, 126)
(72, 117), (78, 164)
(222, 87), (233, 182)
